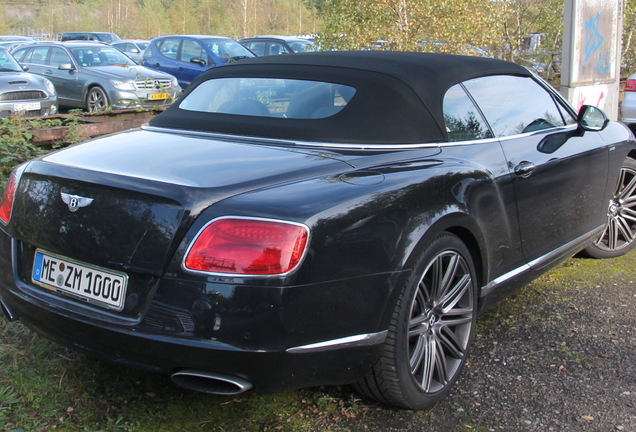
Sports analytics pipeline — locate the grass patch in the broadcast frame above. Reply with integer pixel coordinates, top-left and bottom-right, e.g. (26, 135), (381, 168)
(2, 252), (636, 431)
(0, 319), (373, 431)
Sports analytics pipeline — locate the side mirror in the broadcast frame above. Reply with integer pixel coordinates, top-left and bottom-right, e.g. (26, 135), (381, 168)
(21, 64), (29, 72)
(58, 63), (76, 71)
(190, 58), (206, 66)
(577, 105), (609, 131)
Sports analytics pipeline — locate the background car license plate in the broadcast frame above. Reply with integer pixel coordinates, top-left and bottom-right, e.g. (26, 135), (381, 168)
(11, 102), (40, 112)
(148, 93), (168, 100)
(32, 250), (128, 311)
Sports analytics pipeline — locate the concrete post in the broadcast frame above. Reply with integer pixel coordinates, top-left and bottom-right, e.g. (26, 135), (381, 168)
(561, 0), (623, 120)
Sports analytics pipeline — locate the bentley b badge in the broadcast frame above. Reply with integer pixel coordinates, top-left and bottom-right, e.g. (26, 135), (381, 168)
(60, 192), (93, 212)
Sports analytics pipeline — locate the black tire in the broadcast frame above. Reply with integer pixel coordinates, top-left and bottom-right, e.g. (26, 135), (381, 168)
(353, 232), (478, 409)
(86, 86), (109, 112)
(582, 157), (636, 259)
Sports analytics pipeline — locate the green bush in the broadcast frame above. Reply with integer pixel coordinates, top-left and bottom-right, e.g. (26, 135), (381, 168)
(0, 117), (54, 191)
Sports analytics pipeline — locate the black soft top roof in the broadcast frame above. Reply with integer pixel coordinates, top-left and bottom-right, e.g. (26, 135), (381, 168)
(150, 51), (532, 144)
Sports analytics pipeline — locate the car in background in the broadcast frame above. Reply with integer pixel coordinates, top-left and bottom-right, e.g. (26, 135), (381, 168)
(1, 51), (635, 410)
(0, 36), (39, 42)
(0, 36), (40, 52)
(0, 41), (26, 52)
(141, 35), (255, 88)
(0, 46), (57, 118)
(60, 32), (122, 44)
(238, 36), (314, 56)
(621, 74), (636, 128)
(12, 41), (179, 111)
(112, 39), (149, 63)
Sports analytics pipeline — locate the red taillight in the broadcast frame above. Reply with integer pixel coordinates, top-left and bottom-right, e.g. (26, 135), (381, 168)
(0, 172), (18, 225)
(184, 218), (309, 276)
(625, 79), (636, 92)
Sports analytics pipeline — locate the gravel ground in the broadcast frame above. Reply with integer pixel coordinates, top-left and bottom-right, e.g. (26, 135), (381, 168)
(324, 255), (636, 432)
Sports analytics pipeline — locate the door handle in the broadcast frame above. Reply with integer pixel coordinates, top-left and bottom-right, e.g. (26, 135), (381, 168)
(177, 67), (184, 71)
(154, 63), (161, 67)
(514, 161), (536, 178)
(45, 69), (52, 75)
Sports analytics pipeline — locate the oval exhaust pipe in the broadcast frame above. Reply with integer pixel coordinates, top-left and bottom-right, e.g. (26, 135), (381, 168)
(171, 370), (253, 395)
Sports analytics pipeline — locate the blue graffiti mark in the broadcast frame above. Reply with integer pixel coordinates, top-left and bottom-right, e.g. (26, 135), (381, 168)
(597, 51), (611, 74)
(584, 13), (604, 64)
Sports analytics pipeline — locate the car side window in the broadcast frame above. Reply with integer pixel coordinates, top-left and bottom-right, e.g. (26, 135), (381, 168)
(245, 42), (265, 56)
(181, 40), (206, 64)
(11, 48), (27, 62)
(159, 38), (180, 60)
(269, 43), (288, 55)
(22, 47), (50, 65)
(443, 84), (493, 141)
(463, 75), (567, 138)
(180, 78), (356, 119)
(49, 47), (72, 68)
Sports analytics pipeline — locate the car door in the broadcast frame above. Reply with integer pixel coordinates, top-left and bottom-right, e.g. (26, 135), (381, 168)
(43, 47), (84, 106)
(147, 37), (182, 80)
(177, 39), (214, 87)
(464, 75), (609, 264)
(13, 46), (49, 77)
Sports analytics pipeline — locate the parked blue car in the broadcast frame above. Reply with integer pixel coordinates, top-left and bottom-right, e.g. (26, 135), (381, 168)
(141, 35), (255, 89)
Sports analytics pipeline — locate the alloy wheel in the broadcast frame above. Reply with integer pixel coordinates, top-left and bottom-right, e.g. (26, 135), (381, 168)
(408, 250), (474, 393)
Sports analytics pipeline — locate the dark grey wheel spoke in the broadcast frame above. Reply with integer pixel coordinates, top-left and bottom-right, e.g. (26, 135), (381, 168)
(436, 323), (465, 360)
(618, 173), (636, 201)
(408, 249), (474, 395)
(622, 208), (636, 222)
(418, 335), (438, 392)
(409, 333), (427, 372)
(439, 273), (471, 315)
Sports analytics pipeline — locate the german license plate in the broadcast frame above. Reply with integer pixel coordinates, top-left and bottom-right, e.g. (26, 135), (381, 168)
(32, 249), (128, 311)
(148, 93), (168, 100)
(12, 102), (41, 112)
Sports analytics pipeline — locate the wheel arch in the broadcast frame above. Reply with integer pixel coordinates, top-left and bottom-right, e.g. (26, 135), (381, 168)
(83, 84), (109, 111)
(398, 212), (488, 308)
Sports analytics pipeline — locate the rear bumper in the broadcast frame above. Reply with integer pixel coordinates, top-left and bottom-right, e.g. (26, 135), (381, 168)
(0, 230), (392, 393)
(2, 286), (384, 392)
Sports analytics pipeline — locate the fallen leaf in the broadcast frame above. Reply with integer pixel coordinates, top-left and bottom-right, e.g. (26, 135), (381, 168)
(581, 415), (594, 421)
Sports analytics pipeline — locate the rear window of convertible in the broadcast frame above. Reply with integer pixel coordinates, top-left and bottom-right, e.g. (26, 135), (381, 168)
(179, 78), (356, 119)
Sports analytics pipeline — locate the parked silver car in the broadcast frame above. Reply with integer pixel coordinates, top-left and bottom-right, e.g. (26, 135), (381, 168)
(621, 74), (636, 126)
(0, 47), (57, 118)
(12, 42), (180, 111)
(112, 39), (149, 63)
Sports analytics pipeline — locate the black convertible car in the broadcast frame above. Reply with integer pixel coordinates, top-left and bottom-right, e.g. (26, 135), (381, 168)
(1, 51), (635, 410)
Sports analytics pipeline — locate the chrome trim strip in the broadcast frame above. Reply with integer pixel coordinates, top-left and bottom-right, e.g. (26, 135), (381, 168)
(480, 263), (530, 297)
(480, 225), (604, 298)
(286, 330), (388, 353)
(143, 124), (578, 150)
(495, 124), (579, 143)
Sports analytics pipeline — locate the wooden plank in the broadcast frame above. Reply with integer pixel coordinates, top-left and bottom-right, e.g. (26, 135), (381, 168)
(31, 118), (150, 144)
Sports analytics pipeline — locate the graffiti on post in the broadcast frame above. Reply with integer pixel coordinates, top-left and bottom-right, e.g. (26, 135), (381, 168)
(584, 13), (611, 75)
(570, 0), (618, 85)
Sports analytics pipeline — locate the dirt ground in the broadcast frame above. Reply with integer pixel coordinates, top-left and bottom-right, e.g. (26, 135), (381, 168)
(321, 255), (636, 432)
